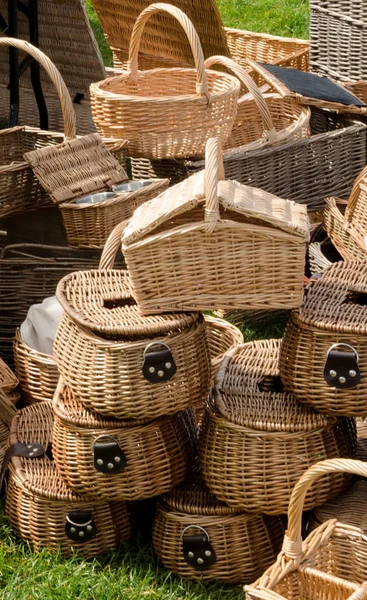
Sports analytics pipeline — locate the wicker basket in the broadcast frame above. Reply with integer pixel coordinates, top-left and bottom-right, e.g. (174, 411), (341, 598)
(204, 316), (243, 379)
(152, 474), (284, 583)
(245, 459), (367, 600)
(4, 402), (131, 557)
(90, 3), (240, 160)
(0, 376), (17, 469)
(203, 56), (310, 154)
(279, 260), (367, 417)
(310, 0), (367, 82)
(52, 379), (196, 501)
(199, 339), (356, 515)
(54, 266), (210, 420)
(24, 133), (168, 249)
(13, 328), (59, 405)
(324, 166), (367, 260)
(345, 81), (367, 104)
(0, 355), (19, 398)
(122, 137), (309, 313)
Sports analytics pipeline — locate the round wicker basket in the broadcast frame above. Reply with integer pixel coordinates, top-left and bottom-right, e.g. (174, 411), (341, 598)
(52, 379), (196, 501)
(280, 260), (367, 416)
(199, 339), (356, 514)
(54, 269), (210, 421)
(152, 474), (284, 583)
(5, 402), (131, 557)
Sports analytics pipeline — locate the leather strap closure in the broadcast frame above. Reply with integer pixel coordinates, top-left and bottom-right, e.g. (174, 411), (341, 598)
(0, 442), (45, 494)
(323, 343), (360, 389)
(182, 525), (216, 571)
(93, 435), (127, 474)
(65, 510), (97, 543)
(142, 342), (177, 384)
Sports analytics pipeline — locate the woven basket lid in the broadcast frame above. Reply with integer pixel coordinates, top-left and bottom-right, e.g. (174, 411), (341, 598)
(24, 133), (128, 204)
(9, 402), (99, 501)
(56, 269), (200, 337)
(214, 339), (333, 432)
(298, 260), (367, 333)
(161, 473), (243, 515)
(122, 170), (310, 247)
(313, 479), (367, 532)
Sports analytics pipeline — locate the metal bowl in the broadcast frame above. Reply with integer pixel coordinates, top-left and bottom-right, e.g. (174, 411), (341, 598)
(113, 180), (156, 193)
(75, 192), (117, 205)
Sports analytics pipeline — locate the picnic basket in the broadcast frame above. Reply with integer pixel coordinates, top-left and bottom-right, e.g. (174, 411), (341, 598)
(3, 402), (132, 557)
(52, 379), (196, 501)
(90, 3), (241, 160)
(122, 137), (309, 313)
(199, 339), (357, 515)
(279, 260), (367, 417)
(245, 458), (367, 600)
(152, 474), (284, 583)
(324, 166), (367, 260)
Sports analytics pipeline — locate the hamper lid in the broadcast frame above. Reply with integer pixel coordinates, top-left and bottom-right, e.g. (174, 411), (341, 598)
(24, 133), (128, 204)
(56, 269), (200, 337)
(214, 339), (333, 432)
(312, 479), (367, 532)
(299, 260), (367, 333)
(122, 170), (309, 247)
(8, 402), (98, 501)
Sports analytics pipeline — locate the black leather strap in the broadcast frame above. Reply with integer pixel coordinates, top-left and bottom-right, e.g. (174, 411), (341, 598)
(0, 442), (44, 494)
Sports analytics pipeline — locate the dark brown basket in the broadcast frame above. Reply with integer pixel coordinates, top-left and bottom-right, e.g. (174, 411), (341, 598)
(279, 260), (367, 416)
(5, 402), (132, 557)
(52, 379), (197, 501)
(152, 474), (284, 583)
(199, 339), (357, 514)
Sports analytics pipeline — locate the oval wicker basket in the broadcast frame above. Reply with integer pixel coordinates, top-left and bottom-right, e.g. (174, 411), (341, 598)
(90, 3), (240, 160)
(4, 402), (131, 557)
(13, 328), (59, 405)
(152, 474), (284, 583)
(52, 379), (196, 501)
(204, 55), (310, 155)
(199, 339), (357, 514)
(280, 260), (367, 416)
(245, 459), (367, 600)
(54, 268), (210, 421)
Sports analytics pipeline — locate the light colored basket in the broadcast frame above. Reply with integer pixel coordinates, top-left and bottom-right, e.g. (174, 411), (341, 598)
(199, 339), (357, 515)
(122, 137), (309, 313)
(204, 316), (243, 379)
(52, 379), (197, 501)
(4, 402), (131, 557)
(279, 260), (367, 417)
(152, 474), (284, 583)
(90, 3), (240, 160)
(245, 459), (367, 600)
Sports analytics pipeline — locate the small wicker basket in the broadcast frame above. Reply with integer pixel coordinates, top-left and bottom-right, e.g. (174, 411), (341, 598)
(122, 137), (309, 313)
(279, 260), (367, 416)
(199, 339), (356, 515)
(52, 379), (196, 501)
(90, 3), (240, 160)
(245, 459), (367, 600)
(152, 474), (284, 583)
(4, 402), (131, 557)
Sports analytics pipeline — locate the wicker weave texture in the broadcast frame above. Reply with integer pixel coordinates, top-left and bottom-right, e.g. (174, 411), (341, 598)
(52, 381), (196, 501)
(279, 260), (367, 416)
(5, 403), (131, 557)
(245, 459), (367, 600)
(310, 0), (367, 81)
(152, 475), (284, 583)
(199, 339), (357, 515)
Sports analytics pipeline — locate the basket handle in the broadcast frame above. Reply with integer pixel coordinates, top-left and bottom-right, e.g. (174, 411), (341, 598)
(127, 3), (210, 101)
(99, 219), (129, 269)
(0, 37), (76, 140)
(345, 164), (367, 223)
(0, 388), (17, 427)
(283, 459), (367, 563)
(204, 55), (277, 144)
(203, 137), (225, 231)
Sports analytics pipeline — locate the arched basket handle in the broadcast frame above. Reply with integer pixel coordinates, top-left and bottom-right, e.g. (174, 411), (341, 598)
(127, 3), (210, 101)
(99, 219), (129, 270)
(204, 137), (225, 231)
(0, 37), (76, 140)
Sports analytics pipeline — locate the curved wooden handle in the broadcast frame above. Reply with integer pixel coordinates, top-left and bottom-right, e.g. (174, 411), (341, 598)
(204, 137), (225, 231)
(127, 3), (209, 99)
(0, 37), (76, 139)
(99, 219), (129, 269)
(345, 164), (367, 221)
(204, 55), (277, 143)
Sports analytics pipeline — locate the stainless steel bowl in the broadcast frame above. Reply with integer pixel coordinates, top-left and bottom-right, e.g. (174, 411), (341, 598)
(75, 192), (117, 205)
(113, 180), (156, 193)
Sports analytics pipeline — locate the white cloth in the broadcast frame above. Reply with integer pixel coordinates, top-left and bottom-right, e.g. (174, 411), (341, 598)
(20, 296), (63, 356)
